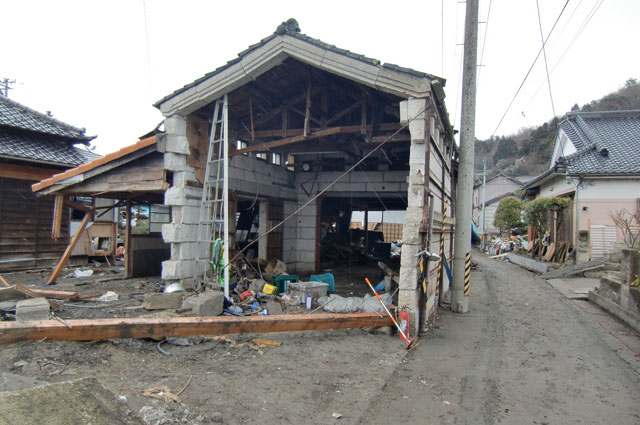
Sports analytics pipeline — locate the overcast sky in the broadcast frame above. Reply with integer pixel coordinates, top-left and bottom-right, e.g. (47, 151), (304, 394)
(2, 0), (638, 155)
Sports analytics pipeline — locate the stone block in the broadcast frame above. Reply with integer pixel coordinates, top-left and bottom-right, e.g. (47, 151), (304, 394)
(162, 223), (197, 243)
(164, 186), (202, 207)
(332, 182), (366, 192)
(297, 215), (316, 228)
(182, 291), (224, 316)
(407, 184), (425, 207)
(297, 238), (316, 251)
(172, 170), (198, 186)
(409, 142), (426, 164)
(366, 182), (401, 192)
(172, 205), (200, 225)
(299, 227), (316, 240)
(162, 259), (195, 280)
(228, 165), (245, 181)
(165, 115), (187, 135)
(383, 170), (409, 182)
(164, 152), (188, 171)
(349, 171), (384, 184)
(297, 203), (316, 217)
(162, 134), (191, 155)
(399, 100), (409, 124)
(298, 251), (316, 263)
(143, 293), (184, 310)
(171, 242), (197, 261)
(15, 298), (50, 321)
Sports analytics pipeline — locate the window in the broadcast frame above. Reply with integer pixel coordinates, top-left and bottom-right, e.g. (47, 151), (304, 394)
(236, 140), (248, 155)
(286, 155), (295, 172)
(256, 152), (267, 161)
(272, 153), (282, 165)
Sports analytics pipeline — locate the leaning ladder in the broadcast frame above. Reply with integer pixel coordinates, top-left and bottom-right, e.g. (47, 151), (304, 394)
(193, 94), (230, 297)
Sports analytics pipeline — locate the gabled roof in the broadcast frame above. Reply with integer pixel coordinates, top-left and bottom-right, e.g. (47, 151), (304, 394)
(559, 110), (640, 175)
(473, 173), (522, 189)
(32, 136), (157, 192)
(0, 95), (93, 142)
(155, 19), (446, 119)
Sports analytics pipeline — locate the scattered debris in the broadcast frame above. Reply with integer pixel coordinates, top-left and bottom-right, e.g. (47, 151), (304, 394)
(140, 387), (181, 404)
(332, 412), (343, 419)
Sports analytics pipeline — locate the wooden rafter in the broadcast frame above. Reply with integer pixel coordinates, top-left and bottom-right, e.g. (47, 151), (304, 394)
(327, 100), (362, 125)
(230, 127), (343, 157)
(0, 312), (394, 344)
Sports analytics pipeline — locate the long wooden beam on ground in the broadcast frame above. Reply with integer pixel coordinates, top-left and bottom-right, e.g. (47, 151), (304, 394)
(0, 312), (394, 344)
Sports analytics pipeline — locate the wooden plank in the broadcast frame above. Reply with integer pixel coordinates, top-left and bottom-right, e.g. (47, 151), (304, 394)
(47, 209), (93, 284)
(14, 285), (62, 311)
(0, 163), (60, 181)
(51, 195), (64, 239)
(231, 127), (343, 157)
(28, 288), (79, 300)
(125, 197), (132, 278)
(0, 275), (10, 287)
(0, 312), (394, 345)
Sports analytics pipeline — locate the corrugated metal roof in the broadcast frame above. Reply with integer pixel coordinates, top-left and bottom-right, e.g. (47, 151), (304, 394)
(560, 110), (640, 175)
(0, 95), (93, 142)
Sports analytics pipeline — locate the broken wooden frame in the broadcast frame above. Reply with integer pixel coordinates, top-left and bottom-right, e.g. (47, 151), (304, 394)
(0, 312), (393, 345)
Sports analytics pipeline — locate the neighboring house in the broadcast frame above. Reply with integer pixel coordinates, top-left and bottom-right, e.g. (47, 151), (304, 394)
(523, 110), (640, 261)
(0, 95), (98, 271)
(473, 173), (523, 238)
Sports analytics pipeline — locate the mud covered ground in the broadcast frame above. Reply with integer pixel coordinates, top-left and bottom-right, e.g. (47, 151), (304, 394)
(2, 253), (640, 424)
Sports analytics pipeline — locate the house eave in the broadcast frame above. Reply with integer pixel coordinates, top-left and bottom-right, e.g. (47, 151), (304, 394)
(155, 34), (432, 117)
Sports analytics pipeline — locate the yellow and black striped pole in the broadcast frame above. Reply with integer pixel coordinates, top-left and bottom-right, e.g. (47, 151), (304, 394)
(437, 202), (448, 300)
(464, 252), (471, 296)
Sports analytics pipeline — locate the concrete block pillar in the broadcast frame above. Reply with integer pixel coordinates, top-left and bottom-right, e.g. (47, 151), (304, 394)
(398, 98), (429, 335)
(160, 113), (202, 285)
(294, 194), (318, 273)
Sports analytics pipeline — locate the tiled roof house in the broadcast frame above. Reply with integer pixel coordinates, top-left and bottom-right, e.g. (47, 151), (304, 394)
(524, 110), (640, 261)
(0, 94), (99, 271)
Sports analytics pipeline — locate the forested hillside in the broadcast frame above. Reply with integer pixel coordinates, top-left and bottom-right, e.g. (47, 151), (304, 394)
(475, 78), (640, 179)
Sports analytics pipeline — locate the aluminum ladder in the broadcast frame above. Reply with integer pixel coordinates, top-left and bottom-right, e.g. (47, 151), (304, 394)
(193, 94), (230, 297)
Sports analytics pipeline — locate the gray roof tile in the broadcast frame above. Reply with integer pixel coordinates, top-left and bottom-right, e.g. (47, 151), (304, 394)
(154, 19), (444, 108)
(559, 110), (640, 175)
(0, 128), (94, 167)
(0, 95), (93, 142)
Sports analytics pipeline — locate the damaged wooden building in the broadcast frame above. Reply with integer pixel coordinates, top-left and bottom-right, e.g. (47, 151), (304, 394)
(33, 19), (457, 333)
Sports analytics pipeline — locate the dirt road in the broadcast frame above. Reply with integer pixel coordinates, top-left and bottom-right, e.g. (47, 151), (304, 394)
(359, 251), (640, 425)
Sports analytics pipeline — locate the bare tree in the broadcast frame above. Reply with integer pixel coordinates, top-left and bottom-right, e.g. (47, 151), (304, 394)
(608, 209), (640, 248)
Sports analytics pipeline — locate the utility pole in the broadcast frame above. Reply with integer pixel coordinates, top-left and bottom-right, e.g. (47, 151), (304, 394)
(0, 79), (16, 97)
(480, 157), (487, 250)
(451, 0), (478, 314)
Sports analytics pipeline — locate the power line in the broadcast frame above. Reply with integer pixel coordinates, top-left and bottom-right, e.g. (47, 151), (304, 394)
(536, 0), (556, 118)
(477, 0), (493, 89)
(523, 0), (604, 111)
(491, 0), (570, 137)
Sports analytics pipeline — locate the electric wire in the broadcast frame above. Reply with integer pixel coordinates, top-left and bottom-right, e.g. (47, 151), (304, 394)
(477, 0), (493, 89)
(536, 0), (557, 118)
(221, 108), (429, 272)
(491, 0), (571, 137)
(522, 0), (586, 109)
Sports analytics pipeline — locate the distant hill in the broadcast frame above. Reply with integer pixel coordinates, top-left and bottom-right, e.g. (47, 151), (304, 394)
(475, 78), (640, 179)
